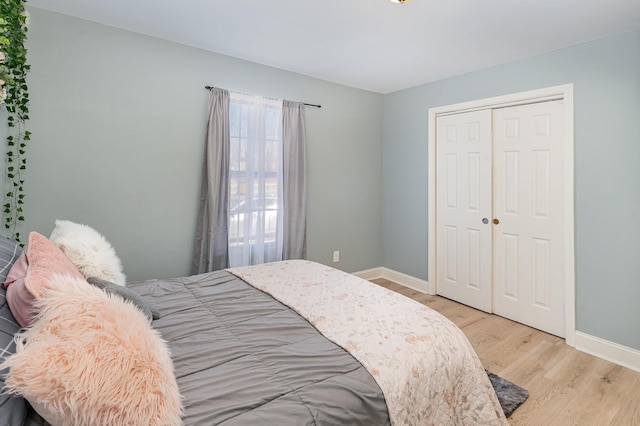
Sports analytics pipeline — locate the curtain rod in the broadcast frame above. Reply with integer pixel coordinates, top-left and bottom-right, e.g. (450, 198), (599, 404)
(205, 86), (321, 108)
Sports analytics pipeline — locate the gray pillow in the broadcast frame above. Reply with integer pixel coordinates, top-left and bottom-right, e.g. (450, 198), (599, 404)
(0, 235), (22, 283)
(87, 277), (160, 320)
(0, 236), (29, 425)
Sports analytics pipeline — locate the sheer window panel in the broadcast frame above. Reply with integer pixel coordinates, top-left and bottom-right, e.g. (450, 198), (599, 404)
(228, 93), (284, 267)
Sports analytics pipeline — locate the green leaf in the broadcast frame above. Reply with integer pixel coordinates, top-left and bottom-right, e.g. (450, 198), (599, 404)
(1, 11), (31, 240)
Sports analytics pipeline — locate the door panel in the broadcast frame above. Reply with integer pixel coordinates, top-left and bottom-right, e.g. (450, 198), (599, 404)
(493, 101), (565, 337)
(436, 110), (492, 312)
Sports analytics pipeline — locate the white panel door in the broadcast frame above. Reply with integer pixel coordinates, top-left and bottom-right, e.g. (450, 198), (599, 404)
(492, 101), (566, 337)
(436, 110), (493, 312)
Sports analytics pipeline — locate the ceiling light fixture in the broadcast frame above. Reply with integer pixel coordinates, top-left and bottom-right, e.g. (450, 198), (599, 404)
(389, 0), (410, 3)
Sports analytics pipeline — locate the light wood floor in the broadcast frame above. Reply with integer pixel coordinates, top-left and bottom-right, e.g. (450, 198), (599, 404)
(371, 278), (640, 425)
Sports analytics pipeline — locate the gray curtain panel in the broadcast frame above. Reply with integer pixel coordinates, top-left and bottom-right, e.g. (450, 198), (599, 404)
(281, 100), (307, 260)
(192, 88), (230, 273)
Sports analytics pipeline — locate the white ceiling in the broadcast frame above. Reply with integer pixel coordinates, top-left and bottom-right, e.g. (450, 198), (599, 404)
(27, 0), (640, 94)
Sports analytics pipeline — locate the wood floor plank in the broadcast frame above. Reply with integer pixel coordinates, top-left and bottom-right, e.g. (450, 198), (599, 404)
(498, 339), (560, 384)
(553, 361), (639, 425)
(509, 375), (577, 425)
(370, 278), (640, 425)
(610, 398), (640, 425)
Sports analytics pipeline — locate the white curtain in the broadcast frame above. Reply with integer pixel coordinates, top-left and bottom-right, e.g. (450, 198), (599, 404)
(228, 93), (283, 267)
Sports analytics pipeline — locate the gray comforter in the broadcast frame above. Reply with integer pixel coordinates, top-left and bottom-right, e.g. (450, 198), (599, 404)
(128, 270), (390, 425)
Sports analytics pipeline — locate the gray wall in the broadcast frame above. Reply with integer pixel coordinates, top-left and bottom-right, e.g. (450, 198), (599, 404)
(382, 28), (640, 350)
(19, 8), (384, 281)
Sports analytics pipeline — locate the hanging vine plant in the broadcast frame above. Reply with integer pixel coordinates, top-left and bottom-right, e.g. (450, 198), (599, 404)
(0, 0), (30, 244)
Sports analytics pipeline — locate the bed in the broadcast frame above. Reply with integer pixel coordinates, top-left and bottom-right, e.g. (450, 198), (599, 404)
(0, 228), (508, 425)
(132, 260), (507, 425)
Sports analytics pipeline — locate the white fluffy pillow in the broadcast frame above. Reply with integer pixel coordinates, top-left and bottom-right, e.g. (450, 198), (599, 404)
(0, 274), (183, 425)
(49, 220), (126, 285)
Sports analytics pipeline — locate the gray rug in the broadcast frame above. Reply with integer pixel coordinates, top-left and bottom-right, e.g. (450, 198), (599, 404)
(487, 371), (529, 418)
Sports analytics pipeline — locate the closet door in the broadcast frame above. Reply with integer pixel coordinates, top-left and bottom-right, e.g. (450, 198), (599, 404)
(436, 110), (493, 312)
(492, 101), (566, 337)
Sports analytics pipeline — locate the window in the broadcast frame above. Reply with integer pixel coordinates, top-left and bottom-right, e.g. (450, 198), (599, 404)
(193, 87), (307, 273)
(228, 93), (283, 267)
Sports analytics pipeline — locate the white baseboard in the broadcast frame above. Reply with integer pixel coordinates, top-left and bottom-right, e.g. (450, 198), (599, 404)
(574, 331), (640, 373)
(354, 267), (640, 373)
(353, 266), (431, 295)
(352, 266), (385, 281)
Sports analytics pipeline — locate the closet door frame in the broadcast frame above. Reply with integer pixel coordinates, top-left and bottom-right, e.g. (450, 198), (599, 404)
(427, 84), (575, 346)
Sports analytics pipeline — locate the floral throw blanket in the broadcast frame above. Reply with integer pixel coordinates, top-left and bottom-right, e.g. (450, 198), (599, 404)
(228, 260), (508, 425)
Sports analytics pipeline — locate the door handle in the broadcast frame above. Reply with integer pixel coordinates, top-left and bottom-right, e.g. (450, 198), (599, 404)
(482, 218), (489, 224)
(493, 218), (500, 225)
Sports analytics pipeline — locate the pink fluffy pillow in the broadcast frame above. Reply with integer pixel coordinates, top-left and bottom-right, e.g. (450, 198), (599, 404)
(2, 231), (85, 327)
(0, 275), (183, 425)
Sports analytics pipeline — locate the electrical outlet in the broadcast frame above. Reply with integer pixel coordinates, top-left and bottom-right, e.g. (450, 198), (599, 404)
(333, 250), (340, 263)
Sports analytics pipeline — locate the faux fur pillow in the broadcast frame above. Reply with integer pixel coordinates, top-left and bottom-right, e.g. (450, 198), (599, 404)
(49, 219), (126, 285)
(0, 275), (182, 425)
(3, 232), (85, 327)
